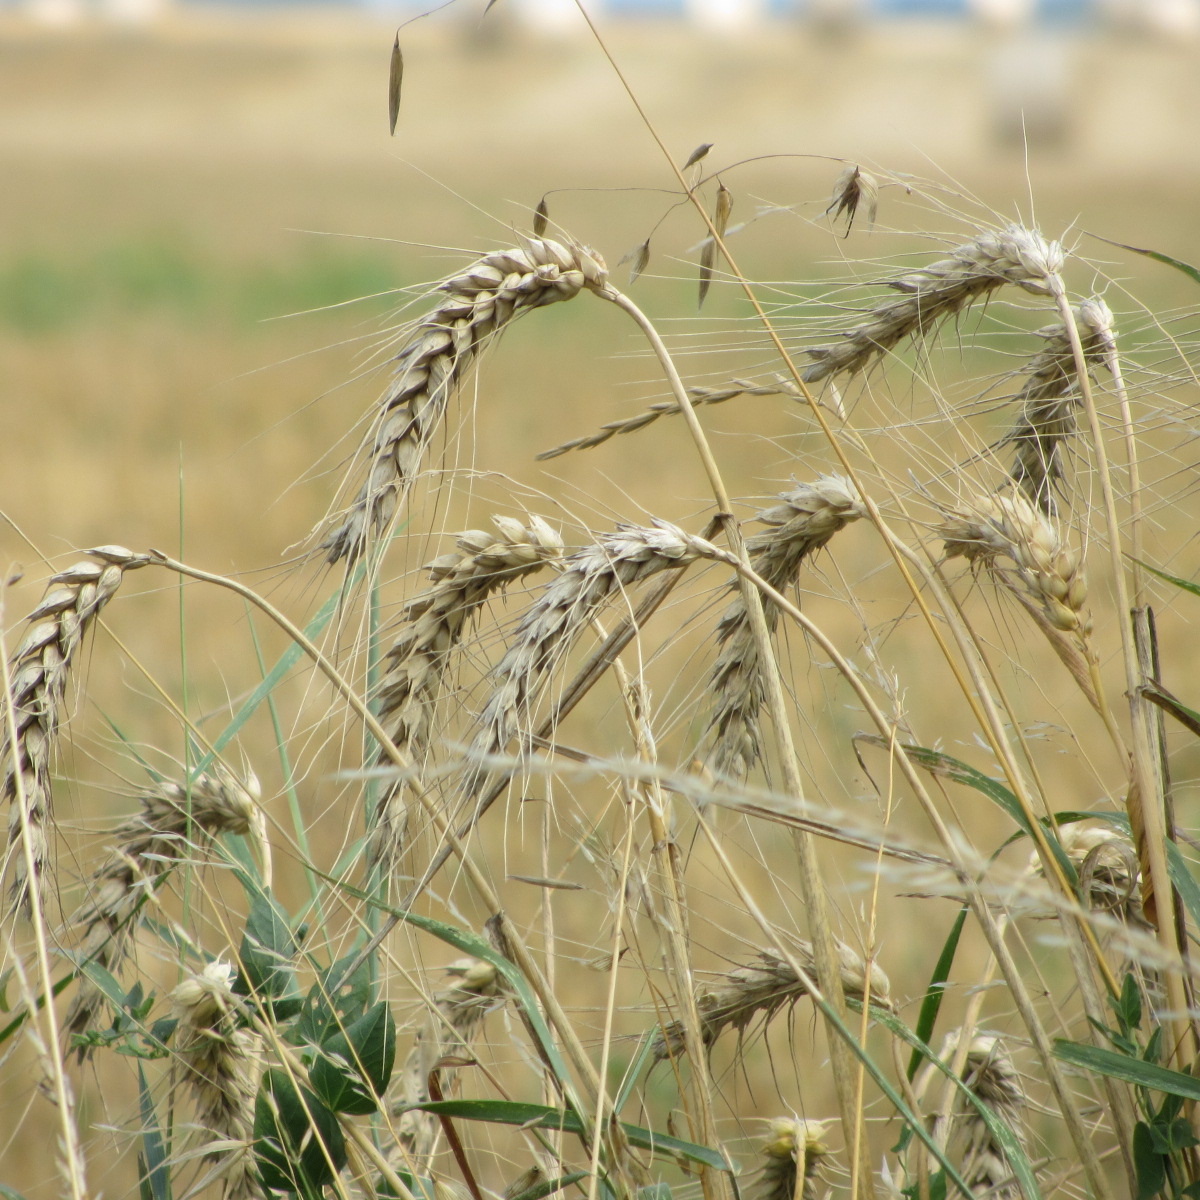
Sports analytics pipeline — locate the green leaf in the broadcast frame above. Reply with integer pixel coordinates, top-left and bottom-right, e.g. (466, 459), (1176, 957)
(907, 906), (968, 1082)
(1, 1186), (33, 1200)
(1115, 972), (1143, 1035)
(235, 884), (299, 1016)
(1139, 680), (1200, 739)
(254, 1068), (346, 1196)
(1090, 237), (1200, 288)
(310, 1001), (396, 1115)
(409, 1099), (730, 1171)
(137, 1064), (172, 1200)
(1054, 1040), (1200, 1100)
(1133, 1121), (1166, 1200)
(296, 953), (373, 1046)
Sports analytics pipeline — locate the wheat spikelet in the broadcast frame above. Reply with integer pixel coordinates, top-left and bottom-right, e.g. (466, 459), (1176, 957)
(367, 517), (564, 875)
(758, 1117), (831, 1200)
(389, 957), (501, 1168)
(321, 239), (606, 563)
(803, 225), (1063, 384)
(172, 960), (263, 1200)
(932, 1033), (1027, 1200)
(464, 522), (699, 796)
(1004, 297), (1113, 511)
(1031, 822), (1144, 926)
(706, 477), (866, 780)
(64, 768), (263, 1049)
(652, 940), (890, 1062)
(940, 492), (1090, 636)
(2, 546), (150, 911)
(537, 379), (796, 460)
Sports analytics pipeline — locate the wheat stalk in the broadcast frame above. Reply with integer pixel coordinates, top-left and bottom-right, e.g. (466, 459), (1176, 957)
(706, 477), (866, 780)
(368, 516), (563, 875)
(64, 767), (263, 1049)
(2, 546), (150, 910)
(803, 225), (1063, 383)
(321, 239), (606, 563)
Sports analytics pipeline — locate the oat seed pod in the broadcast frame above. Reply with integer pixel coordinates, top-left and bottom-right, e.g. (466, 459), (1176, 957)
(804, 225), (1064, 384)
(1004, 298), (1112, 511)
(652, 940), (889, 1062)
(759, 1117), (831, 1200)
(463, 522), (699, 796)
(367, 516), (564, 875)
(389, 957), (501, 1168)
(321, 239), (607, 564)
(706, 477), (866, 780)
(172, 960), (263, 1200)
(2, 546), (150, 911)
(65, 768), (263, 1049)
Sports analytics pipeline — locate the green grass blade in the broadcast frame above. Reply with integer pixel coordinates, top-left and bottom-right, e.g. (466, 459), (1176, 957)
(1054, 1040), (1200, 1100)
(907, 905), (969, 1082)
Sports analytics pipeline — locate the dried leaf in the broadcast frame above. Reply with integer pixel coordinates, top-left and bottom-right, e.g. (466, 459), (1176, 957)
(618, 238), (651, 284)
(388, 34), (404, 136)
(683, 142), (713, 170)
(533, 196), (549, 237)
(698, 238), (715, 309)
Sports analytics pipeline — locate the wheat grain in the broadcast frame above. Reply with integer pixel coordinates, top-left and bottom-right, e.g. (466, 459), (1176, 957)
(367, 517), (564, 874)
(652, 940), (890, 1062)
(706, 477), (866, 780)
(803, 225), (1063, 383)
(321, 239), (606, 564)
(2, 547), (150, 911)
(64, 768), (263, 1050)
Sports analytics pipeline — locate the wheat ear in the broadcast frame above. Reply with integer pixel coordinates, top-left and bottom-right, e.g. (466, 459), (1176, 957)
(652, 940), (890, 1062)
(707, 477), (866, 780)
(172, 960), (263, 1200)
(321, 239), (606, 563)
(64, 768), (263, 1049)
(759, 1118), (831, 1200)
(1004, 297), (1112, 511)
(3, 546), (149, 911)
(367, 516), (563, 876)
(463, 522), (699, 796)
(804, 225), (1063, 383)
(389, 957), (501, 1168)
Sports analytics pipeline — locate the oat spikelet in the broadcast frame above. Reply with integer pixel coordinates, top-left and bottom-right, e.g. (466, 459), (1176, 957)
(3, 546), (150, 911)
(804, 225), (1063, 383)
(389, 958), (501, 1168)
(759, 1118), (831, 1200)
(321, 239), (607, 563)
(65, 768), (263, 1048)
(825, 163), (879, 235)
(933, 1034), (1027, 1200)
(1031, 822), (1144, 926)
(652, 940), (890, 1062)
(367, 517), (564, 874)
(172, 960), (263, 1200)
(537, 378), (794, 460)
(464, 522), (698, 795)
(940, 492), (1090, 636)
(1004, 298), (1113, 511)
(707, 477), (866, 780)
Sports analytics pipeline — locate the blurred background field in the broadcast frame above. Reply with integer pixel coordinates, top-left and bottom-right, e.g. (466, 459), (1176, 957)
(2, 4), (1200, 1197)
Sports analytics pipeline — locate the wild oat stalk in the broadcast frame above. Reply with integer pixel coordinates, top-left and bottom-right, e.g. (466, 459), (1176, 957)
(64, 767), (264, 1047)
(172, 960), (263, 1200)
(368, 516), (564, 875)
(321, 239), (606, 563)
(705, 476), (866, 780)
(803, 225), (1063, 383)
(2, 546), (150, 910)
(652, 941), (890, 1063)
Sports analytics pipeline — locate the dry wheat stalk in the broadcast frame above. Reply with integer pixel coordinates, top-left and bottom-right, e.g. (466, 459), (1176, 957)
(367, 517), (564, 875)
(939, 492), (1090, 637)
(389, 957), (502, 1168)
(537, 379), (796, 460)
(706, 477), (866, 780)
(172, 960), (263, 1200)
(463, 523), (699, 796)
(803, 225), (1063, 383)
(930, 1033), (1027, 1200)
(652, 940), (890, 1062)
(321, 239), (606, 563)
(1004, 298), (1113, 511)
(64, 768), (263, 1048)
(2, 546), (150, 911)
(758, 1117), (831, 1200)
